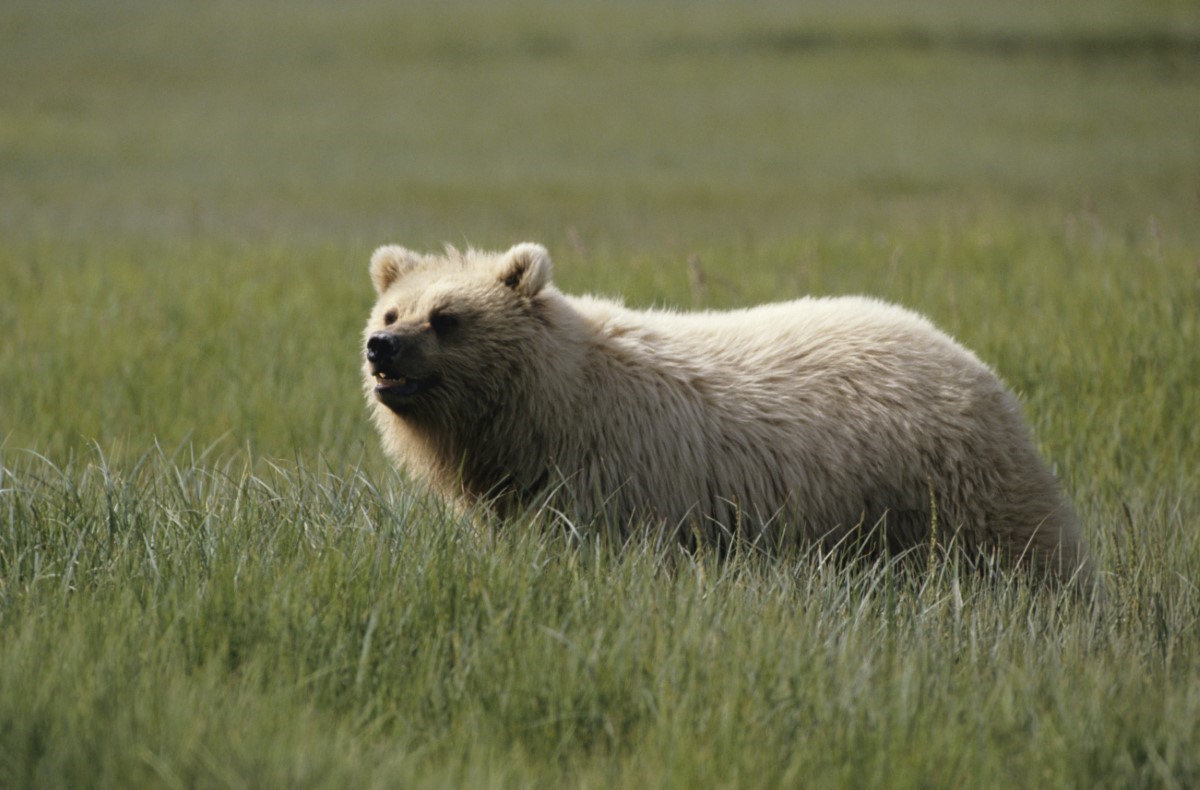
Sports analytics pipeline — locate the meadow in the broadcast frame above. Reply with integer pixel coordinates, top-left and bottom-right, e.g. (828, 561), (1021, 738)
(2, 0), (1199, 786)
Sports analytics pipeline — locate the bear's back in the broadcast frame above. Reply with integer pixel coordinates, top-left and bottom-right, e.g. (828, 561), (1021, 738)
(569, 294), (997, 425)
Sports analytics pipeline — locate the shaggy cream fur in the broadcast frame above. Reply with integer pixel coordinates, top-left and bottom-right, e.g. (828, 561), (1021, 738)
(363, 243), (1093, 584)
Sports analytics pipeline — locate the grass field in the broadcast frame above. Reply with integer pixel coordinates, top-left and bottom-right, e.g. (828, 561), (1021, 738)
(3, 1), (1200, 786)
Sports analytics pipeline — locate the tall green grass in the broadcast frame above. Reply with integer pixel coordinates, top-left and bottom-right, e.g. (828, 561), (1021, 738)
(2, 0), (1199, 786)
(1, 447), (1197, 786)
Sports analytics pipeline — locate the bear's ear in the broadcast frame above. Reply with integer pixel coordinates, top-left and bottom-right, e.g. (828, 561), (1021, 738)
(497, 242), (552, 297)
(370, 245), (422, 294)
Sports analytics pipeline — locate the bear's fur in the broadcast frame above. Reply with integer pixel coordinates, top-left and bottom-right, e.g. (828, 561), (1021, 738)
(363, 242), (1093, 585)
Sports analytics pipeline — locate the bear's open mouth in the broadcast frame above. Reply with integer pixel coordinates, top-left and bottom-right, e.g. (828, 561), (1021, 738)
(374, 371), (431, 399)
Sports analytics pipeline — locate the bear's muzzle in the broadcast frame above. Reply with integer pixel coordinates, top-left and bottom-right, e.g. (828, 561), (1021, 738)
(367, 331), (436, 405)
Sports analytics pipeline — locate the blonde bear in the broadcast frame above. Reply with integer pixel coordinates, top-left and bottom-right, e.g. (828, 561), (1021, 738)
(363, 242), (1093, 585)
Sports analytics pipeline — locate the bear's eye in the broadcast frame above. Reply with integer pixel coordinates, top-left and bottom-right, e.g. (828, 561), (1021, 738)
(383, 309), (398, 325)
(429, 310), (459, 336)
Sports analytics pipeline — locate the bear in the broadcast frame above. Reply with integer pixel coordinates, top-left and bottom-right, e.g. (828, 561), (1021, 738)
(363, 242), (1094, 587)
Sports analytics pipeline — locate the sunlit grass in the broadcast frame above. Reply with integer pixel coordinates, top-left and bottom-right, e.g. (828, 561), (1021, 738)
(1, 447), (1197, 786)
(2, 0), (1199, 786)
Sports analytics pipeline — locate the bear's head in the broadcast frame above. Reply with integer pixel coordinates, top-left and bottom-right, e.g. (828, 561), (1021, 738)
(363, 242), (554, 424)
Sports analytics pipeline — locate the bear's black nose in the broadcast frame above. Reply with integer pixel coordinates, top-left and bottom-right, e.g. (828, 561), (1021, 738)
(367, 332), (399, 364)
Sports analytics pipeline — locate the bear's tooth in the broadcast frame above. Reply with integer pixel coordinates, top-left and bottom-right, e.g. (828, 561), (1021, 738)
(375, 372), (407, 387)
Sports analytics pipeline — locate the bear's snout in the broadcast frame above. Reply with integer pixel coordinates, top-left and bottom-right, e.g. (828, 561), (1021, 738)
(367, 330), (437, 406)
(366, 331), (401, 367)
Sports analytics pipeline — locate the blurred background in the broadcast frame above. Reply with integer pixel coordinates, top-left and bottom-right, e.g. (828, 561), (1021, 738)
(2, 0), (1198, 472)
